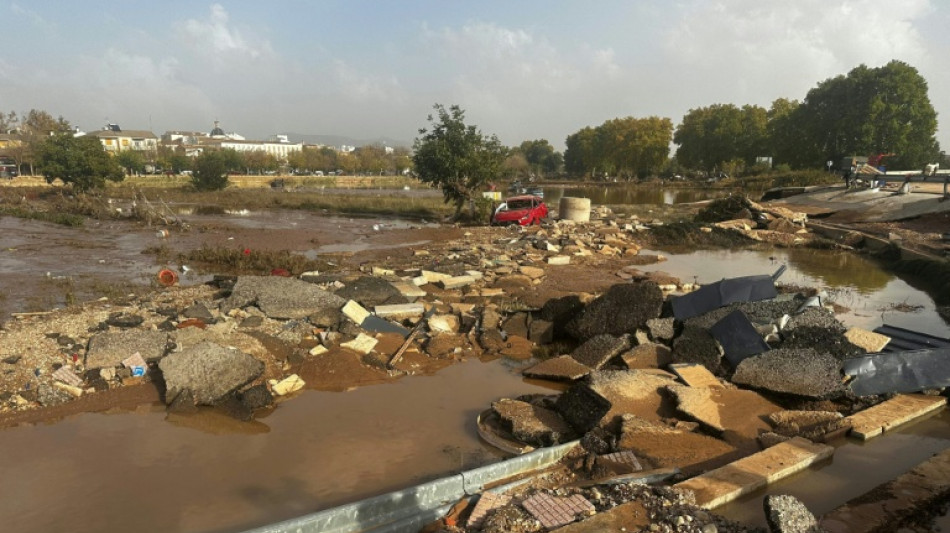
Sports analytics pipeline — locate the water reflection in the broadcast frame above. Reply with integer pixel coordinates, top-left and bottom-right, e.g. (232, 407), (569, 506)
(540, 185), (729, 206)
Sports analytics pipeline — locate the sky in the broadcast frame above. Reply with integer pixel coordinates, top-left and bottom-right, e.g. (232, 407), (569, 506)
(2, 1), (949, 151)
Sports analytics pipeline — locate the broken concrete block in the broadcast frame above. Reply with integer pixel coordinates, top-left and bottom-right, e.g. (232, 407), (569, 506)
(308, 344), (328, 356)
(221, 276), (346, 320)
(672, 325), (723, 374)
(571, 334), (631, 369)
(587, 370), (675, 427)
(336, 276), (408, 308)
(53, 381), (84, 398)
(566, 283), (664, 342)
(547, 255), (571, 265)
(844, 327), (891, 353)
(371, 266), (395, 277)
(159, 342), (263, 406)
(555, 382), (613, 434)
(646, 317), (676, 344)
(733, 348), (844, 399)
(621, 343), (673, 370)
(500, 335), (535, 359)
(466, 492), (512, 529)
(420, 270), (453, 284)
(529, 319), (554, 344)
(492, 398), (575, 446)
(269, 374), (305, 396)
(764, 495), (820, 533)
(439, 275), (475, 290)
(341, 300), (371, 325)
(390, 280), (426, 300)
(669, 363), (723, 388)
(519, 265), (546, 279)
(52, 366), (83, 387)
(479, 288), (506, 297)
(85, 330), (168, 368)
(523, 355), (591, 381)
(340, 333), (378, 355)
(465, 270), (484, 280)
(374, 303), (425, 318)
(502, 313), (531, 338)
(618, 415), (739, 477)
(428, 314), (460, 334)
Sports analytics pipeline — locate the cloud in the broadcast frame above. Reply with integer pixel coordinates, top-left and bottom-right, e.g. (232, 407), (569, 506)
(331, 60), (406, 104)
(175, 4), (275, 67)
(662, 0), (933, 106)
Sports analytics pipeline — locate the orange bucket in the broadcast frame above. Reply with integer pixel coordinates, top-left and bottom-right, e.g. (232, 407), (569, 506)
(157, 269), (179, 287)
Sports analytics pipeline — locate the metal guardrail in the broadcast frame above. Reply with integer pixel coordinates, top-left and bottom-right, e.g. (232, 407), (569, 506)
(242, 440), (580, 533)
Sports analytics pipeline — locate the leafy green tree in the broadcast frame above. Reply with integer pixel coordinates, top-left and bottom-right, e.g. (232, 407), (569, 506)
(518, 139), (563, 177)
(191, 150), (230, 191)
(674, 104), (767, 172)
(35, 133), (124, 191)
(564, 126), (599, 177)
(244, 150), (279, 174)
(412, 104), (505, 219)
(10, 109), (72, 175)
(115, 150), (146, 176)
(789, 60), (940, 168)
(218, 148), (246, 173)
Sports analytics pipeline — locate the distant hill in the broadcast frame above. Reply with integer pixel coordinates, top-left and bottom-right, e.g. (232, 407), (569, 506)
(284, 132), (412, 149)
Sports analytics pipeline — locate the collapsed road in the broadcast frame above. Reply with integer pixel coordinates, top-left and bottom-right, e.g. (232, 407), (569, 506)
(1, 191), (950, 533)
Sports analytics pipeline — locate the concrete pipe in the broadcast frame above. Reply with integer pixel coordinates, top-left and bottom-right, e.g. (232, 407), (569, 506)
(559, 197), (591, 222)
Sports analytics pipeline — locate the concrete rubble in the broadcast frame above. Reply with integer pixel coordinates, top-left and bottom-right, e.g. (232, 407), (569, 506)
(0, 196), (923, 532)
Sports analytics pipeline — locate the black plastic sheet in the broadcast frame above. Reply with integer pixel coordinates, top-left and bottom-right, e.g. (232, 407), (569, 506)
(672, 274), (778, 320)
(710, 310), (770, 366)
(843, 347), (950, 396)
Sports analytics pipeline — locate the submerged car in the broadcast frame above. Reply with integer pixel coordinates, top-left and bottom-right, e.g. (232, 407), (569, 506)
(491, 195), (547, 226)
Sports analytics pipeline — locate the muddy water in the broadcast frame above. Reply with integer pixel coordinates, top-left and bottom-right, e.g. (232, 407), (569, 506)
(716, 409), (950, 527)
(541, 185), (728, 206)
(637, 247), (950, 338)
(0, 359), (551, 533)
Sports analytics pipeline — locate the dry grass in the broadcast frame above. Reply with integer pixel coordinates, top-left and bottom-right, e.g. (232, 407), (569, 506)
(172, 245), (334, 276)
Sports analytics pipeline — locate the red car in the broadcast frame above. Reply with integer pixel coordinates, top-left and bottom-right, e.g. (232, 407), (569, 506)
(491, 195), (548, 226)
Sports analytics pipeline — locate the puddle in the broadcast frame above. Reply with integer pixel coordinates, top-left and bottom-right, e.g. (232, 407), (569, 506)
(715, 409), (950, 527)
(636, 247), (950, 338)
(0, 358), (552, 533)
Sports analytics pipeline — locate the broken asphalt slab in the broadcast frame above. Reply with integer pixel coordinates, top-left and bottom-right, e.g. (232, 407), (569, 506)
(732, 348), (845, 399)
(220, 276), (346, 320)
(565, 282), (663, 341)
(85, 330), (169, 368)
(158, 342), (264, 406)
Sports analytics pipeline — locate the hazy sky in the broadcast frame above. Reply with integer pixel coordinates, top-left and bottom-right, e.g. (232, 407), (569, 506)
(3, 1), (949, 151)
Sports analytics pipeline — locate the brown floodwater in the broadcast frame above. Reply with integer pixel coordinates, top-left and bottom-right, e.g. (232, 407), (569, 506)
(0, 358), (554, 533)
(2, 210), (950, 533)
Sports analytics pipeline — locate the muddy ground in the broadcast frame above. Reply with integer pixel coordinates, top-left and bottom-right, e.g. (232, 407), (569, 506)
(2, 183), (950, 532)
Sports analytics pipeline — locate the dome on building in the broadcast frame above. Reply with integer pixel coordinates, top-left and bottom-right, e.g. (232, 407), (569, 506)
(210, 120), (225, 137)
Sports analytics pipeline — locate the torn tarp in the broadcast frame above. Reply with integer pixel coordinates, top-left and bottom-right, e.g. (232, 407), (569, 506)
(843, 347), (950, 396)
(710, 310), (770, 366)
(672, 274), (778, 320)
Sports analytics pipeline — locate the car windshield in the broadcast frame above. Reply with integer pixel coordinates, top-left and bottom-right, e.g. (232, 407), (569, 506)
(504, 199), (533, 210)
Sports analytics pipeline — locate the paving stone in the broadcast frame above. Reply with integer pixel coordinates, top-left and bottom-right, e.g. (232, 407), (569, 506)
(596, 450), (643, 474)
(439, 275), (476, 289)
(523, 355), (591, 381)
(571, 334), (631, 369)
(843, 327), (891, 353)
(519, 265), (546, 279)
(340, 333), (378, 355)
(669, 363), (723, 388)
(621, 342), (673, 370)
(374, 303), (425, 318)
(51, 366), (83, 387)
(390, 280), (426, 300)
(521, 492), (594, 529)
(547, 255), (571, 265)
(466, 493), (512, 529)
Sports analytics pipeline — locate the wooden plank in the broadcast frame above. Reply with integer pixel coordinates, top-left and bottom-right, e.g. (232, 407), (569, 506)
(845, 394), (946, 441)
(669, 363), (723, 388)
(674, 437), (833, 509)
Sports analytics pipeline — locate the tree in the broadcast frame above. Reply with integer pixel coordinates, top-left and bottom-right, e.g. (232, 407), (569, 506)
(8, 109), (72, 175)
(564, 126), (599, 177)
(218, 148), (245, 173)
(412, 104), (505, 218)
(115, 150), (146, 176)
(564, 117), (673, 179)
(674, 104), (767, 172)
(244, 150), (279, 174)
(519, 139), (563, 177)
(35, 133), (124, 191)
(792, 60), (939, 168)
(191, 150), (230, 191)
